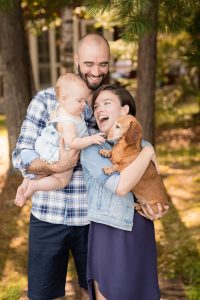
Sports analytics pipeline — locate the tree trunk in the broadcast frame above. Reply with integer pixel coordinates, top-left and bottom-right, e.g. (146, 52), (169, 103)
(0, 0), (33, 168)
(136, 9), (158, 145)
(60, 6), (74, 74)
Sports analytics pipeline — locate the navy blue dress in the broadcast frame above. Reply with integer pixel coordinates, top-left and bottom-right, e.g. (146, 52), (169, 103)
(87, 211), (160, 300)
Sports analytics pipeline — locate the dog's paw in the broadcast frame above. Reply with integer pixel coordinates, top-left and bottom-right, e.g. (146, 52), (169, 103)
(102, 167), (114, 175)
(99, 149), (112, 158)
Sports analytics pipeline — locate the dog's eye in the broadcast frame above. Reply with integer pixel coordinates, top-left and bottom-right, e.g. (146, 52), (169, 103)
(116, 124), (120, 129)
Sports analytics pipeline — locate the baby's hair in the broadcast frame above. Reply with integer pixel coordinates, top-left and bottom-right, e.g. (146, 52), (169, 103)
(55, 73), (86, 99)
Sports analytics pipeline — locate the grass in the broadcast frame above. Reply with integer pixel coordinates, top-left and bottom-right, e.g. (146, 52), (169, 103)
(0, 172), (28, 300)
(155, 125), (200, 300)
(0, 285), (21, 300)
(157, 145), (200, 168)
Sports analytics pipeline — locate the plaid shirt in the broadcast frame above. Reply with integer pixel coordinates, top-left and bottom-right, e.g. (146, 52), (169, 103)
(12, 87), (97, 225)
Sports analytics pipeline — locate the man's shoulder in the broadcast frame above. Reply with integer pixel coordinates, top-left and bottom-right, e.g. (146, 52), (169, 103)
(31, 87), (57, 109)
(36, 87), (56, 99)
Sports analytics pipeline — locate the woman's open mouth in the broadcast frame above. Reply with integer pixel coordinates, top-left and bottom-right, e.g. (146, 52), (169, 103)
(98, 115), (109, 124)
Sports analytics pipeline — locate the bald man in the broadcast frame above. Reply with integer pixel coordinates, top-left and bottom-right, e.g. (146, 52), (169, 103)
(12, 34), (110, 300)
(75, 34), (110, 90)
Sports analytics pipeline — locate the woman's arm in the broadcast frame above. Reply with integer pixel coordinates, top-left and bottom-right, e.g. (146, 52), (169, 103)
(81, 144), (115, 185)
(116, 146), (155, 196)
(81, 144), (155, 194)
(81, 144), (169, 220)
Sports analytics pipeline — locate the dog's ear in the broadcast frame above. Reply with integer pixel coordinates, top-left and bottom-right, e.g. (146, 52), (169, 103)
(125, 122), (142, 145)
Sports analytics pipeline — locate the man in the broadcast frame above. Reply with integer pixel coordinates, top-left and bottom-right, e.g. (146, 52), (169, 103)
(12, 34), (110, 300)
(13, 33), (166, 300)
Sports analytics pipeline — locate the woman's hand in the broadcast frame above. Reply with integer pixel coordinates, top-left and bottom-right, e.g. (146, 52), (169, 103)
(137, 203), (169, 220)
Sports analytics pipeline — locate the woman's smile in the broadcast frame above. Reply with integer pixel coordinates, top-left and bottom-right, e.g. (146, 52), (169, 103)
(94, 90), (126, 133)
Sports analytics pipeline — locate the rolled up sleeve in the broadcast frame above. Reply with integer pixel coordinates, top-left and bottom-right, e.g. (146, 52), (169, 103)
(81, 143), (120, 192)
(12, 90), (49, 177)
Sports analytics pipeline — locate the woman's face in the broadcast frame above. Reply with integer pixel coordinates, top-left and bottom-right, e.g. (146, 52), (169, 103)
(94, 90), (129, 133)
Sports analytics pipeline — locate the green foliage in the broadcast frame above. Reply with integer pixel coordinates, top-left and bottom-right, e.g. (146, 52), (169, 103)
(156, 88), (199, 129)
(22, 0), (82, 29)
(157, 208), (200, 300)
(156, 32), (200, 122)
(84, 0), (154, 40)
(0, 284), (21, 300)
(0, 115), (6, 127)
(186, 286), (200, 300)
(84, 0), (199, 40)
(159, 0), (194, 32)
(186, 8), (200, 68)
(83, 0), (112, 15)
(0, 0), (17, 11)
(156, 134), (200, 300)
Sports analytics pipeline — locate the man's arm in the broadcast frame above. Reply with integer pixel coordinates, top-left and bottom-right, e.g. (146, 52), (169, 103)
(12, 89), (77, 177)
(13, 89), (78, 177)
(28, 139), (80, 175)
(12, 90), (50, 177)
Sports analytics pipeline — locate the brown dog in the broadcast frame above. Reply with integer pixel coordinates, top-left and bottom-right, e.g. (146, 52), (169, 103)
(100, 115), (168, 214)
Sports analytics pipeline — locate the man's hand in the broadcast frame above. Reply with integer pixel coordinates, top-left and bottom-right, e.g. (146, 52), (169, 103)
(50, 138), (80, 173)
(28, 139), (80, 175)
(137, 203), (169, 220)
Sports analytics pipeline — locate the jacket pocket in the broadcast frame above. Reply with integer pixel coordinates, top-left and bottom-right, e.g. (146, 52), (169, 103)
(110, 193), (134, 222)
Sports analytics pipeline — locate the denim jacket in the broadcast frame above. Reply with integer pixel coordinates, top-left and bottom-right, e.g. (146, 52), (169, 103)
(81, 142), (135, 231)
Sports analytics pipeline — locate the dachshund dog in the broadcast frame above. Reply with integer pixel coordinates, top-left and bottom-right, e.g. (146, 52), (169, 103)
(100, 115), (168, 214)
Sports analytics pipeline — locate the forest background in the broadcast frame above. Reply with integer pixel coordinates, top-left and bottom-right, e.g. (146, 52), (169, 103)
(0, 0), (200, 299)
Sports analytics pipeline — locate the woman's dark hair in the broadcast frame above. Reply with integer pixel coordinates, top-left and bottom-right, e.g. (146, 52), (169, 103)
(92, 84), (136, 116)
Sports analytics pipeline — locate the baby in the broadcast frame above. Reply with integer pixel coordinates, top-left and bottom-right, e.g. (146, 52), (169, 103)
(14, 73), (105, 207)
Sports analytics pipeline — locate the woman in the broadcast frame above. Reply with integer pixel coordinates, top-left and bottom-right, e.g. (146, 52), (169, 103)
(81, 85), (165, 300)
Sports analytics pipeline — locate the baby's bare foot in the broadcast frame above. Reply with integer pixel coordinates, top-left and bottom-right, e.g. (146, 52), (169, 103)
(14, 186), (27, 207)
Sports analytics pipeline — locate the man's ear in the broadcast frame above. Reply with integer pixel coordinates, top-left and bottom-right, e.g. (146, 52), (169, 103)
(55, 87), (61, 99)
(125, 122), (142, 145)
(121, 105), (129, 115)
(74, 53), (78, 68)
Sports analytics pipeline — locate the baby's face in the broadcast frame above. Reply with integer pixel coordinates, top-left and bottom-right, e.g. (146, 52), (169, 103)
(59, 80), (90, 117)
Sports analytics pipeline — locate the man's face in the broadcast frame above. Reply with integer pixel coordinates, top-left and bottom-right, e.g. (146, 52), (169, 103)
(75, 42), (110, 90)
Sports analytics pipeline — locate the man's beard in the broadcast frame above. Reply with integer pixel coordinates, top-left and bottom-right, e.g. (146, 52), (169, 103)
(78, 64), (109, 90)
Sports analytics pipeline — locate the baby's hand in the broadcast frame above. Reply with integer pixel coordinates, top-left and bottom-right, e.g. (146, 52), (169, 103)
(90, 133), (106, 145)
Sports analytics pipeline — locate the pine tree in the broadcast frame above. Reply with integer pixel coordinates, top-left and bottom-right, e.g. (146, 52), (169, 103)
(84, 0), (198, 143)
(0, 0), (81, 168)
(0, 0), (33, 167)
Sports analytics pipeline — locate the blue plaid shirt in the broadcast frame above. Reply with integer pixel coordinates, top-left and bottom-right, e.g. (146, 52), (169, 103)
(12, 87), (97, 225)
